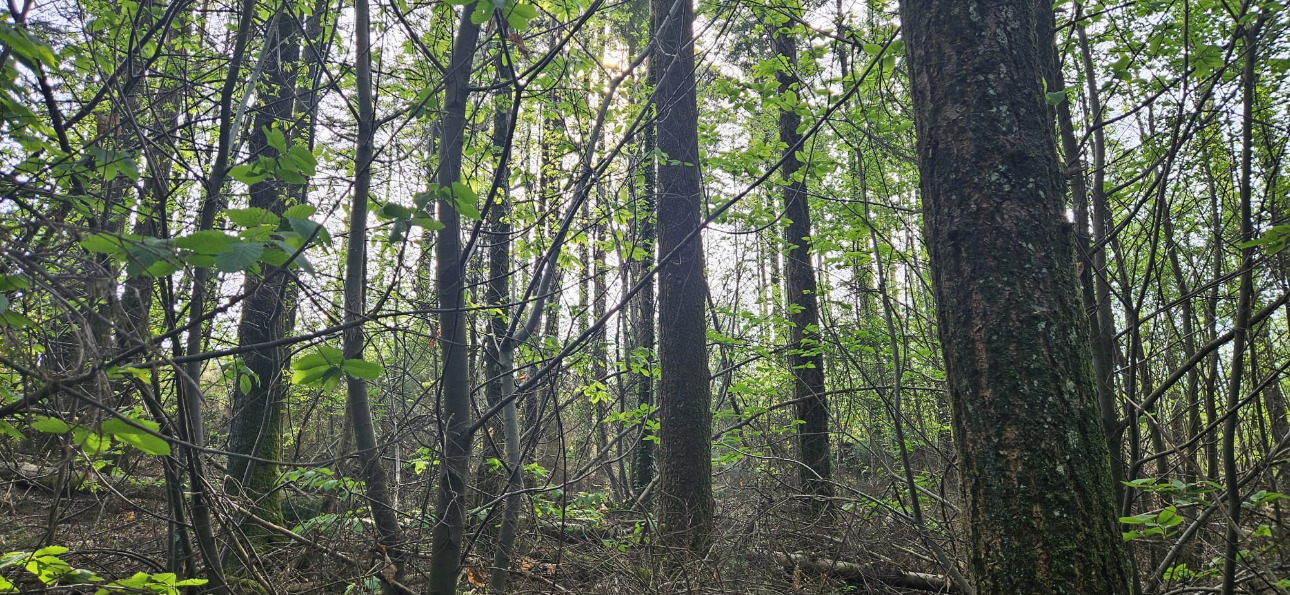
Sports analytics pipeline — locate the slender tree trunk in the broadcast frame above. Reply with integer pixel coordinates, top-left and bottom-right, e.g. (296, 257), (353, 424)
(1072, 9), (1125, 491)
(177, 0), (262, 587)
(774, 1), (831, 512)
(1221, 18), (1260, 594)
(476, 50), (513, 550)
(631, 55), (657, 495)
(224, 6), (302, 538)
(428, 6), (483, 593)
(899, 1), (1133, 591)
(652, 0), (713, 554)
(346, 1), (405, 591)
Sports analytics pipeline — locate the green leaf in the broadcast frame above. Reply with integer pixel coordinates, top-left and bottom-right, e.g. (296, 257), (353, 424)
(380, 203), (414, 220)
(0, 312), (34, 328)
(412, 217), (445, 231)
(286, 144), (317, 176)
(277, 167), (307, 185)
(31, 416), (70, 434)
(0, 420), (21, 440)
(862, 43), (882, 56)
(1045, 91), (1069, 106)
(288, 217), (330, 246)
(342, 358), (383, 379)
(471, 3), (493, 24)
(294, 346), (344, 370)
(264, 127), (288, 153)
(228, 164), (269, 186)
(510, 2), (538, 19)
(0, 275), (30, 292)
(80, 233), (130, 255)
(283, 204), (317, 219)
(215, 241), (266, 272)
(292, 365), (332, 386)
(176, 230), (236, 255)
(100, 417), (170, 455)
(451, 182), (481, 219)
(224, 207), (280, 228)
(0, 23), (58, 69)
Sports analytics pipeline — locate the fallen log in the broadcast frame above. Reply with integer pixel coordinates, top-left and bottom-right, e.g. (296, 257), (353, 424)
(757, 549), (961, 593)
(0, 460), (165, 501)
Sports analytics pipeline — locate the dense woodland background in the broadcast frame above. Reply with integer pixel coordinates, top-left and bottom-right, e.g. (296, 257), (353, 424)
(0, 0), (1288, 592)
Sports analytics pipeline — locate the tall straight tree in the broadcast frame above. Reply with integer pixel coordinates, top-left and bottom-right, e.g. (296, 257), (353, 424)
(772, 1), (831, 510)
(427, 3), (482, 592)
(652, 0), (713, 553)
(225, 4), (303, 534)
(345, 0), (405, 589)
(899, 1), (1133, 592)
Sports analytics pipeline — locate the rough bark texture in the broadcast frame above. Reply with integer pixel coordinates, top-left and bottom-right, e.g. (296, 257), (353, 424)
(899, 1), (1133, 592)
(774, 11), (831, 508)
(652, 0), (714, 554)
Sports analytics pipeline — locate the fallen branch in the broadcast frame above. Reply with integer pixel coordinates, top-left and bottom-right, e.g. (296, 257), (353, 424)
(0, 460), (165, 501)
(756, 549), (961, 593)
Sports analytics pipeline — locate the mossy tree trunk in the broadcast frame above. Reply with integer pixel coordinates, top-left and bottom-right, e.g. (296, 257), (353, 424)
(899, 0), (1134, 592)
(225, 6), (303, 535)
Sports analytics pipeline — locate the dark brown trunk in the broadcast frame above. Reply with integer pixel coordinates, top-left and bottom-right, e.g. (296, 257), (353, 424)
(225, 7), (303, 534)
(427, 6), (482, 593)
(632, 54), (657, 494)
(652, 0), (713, 553)
(773, 14), (831, 509)
(899, 1), (1133, 591)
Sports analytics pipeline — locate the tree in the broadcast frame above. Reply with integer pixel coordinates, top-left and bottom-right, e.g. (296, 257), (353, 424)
(427, 3), (483, 592)
(771, 0), (831, 511)
(899, 0), (1133, 592)
(224, 4), (304, 537)
(652, 0), (714, 554)
(343, 0), (405, 590)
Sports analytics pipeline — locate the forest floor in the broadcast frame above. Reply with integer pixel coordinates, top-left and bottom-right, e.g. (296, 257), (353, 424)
(0, 461), (949, 594)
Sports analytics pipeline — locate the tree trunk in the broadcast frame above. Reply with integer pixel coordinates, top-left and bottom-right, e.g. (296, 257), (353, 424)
(428, 6), (483, 593)
(1221, 17), (1260, 593)
(631, 53), (657, 495)
(225, 6), (303, 537)
(899, 1), (1133, 591)
(652, 0), (713, 554)
(345, 1), (405, 591)
(774, 2), (831, 511)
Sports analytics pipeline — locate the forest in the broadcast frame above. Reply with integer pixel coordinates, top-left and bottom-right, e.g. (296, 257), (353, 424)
(0, 0), (1288, 592)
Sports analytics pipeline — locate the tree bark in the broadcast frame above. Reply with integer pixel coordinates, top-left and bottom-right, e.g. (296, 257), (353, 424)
(652, 0), (713, 554)
(899, 1), (1133, 591)
(774, 2), (831, 511)
(428, 5), (483, 593)
(345, 0), (405, 591)
(225, 6), (303, 536)
(631, 52), (657, 495)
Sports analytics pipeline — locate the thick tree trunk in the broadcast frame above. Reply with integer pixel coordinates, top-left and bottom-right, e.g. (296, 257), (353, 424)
(774, 4), (831, 511)
(899, 1), (1133, 592)
(652, 0), (713, 554)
